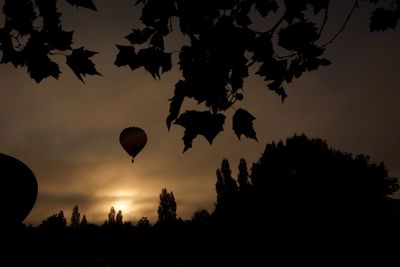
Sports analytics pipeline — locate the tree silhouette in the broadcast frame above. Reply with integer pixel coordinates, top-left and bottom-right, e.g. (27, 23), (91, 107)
(208, 134), (400, 263)
(71, 205), (80, 228)
(137, 216), (151, 229)
(157, 188), (177, 225)
(237, 158), (249, 191)
(80, 214), (88, 227)
(191, 208), (210, 224)
(1, 1), (399, 148)
(116, 210), (123, 224)
(5, 149), (399, 267)
(39, 209), (67, 230)
(108, 206), (116, 224)
(215, 159), (238, 215)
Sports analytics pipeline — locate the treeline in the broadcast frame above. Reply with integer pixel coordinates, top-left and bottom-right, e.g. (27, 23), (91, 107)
(7, 134), (400, 266)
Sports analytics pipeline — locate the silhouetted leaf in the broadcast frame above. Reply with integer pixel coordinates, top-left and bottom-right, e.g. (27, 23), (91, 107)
(3, 0), (35, 35)
(35, 0), (57, 16)
(46, 28), (73, 51)
(24, 33), (61, 82)
(36, 0), (62, 31)
(278, 21), (318, 51)
(150, 32), (164, 50)
(66, 0), (97, 11)
(248, 33), (273, 62)
(232, 108), (257, 141)
(283, 0), (308, 21)
(139, 0), (176, 34)
(0, 28), (25, 67)
(174, 111), (225, 152)
(256, 58), (287, 82)
(268, 81), (287, 102)
(125, 28), (155, 44)
(27, 57), (60, 83)
(370, 8), (400, 31)
(114, 45), (139, 70)
(167, 80), (186, 130)
(309, 0), (329, 14)
(136, 48), (171, 78)
(66, 47), (101, 81)
(229, 54), (249, 91)
(255, 0), (278, 17)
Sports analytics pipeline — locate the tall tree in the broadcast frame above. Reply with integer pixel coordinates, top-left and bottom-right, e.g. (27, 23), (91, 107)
(116, 210), (123, 225)
(157, 188), (177, 225)
(108, 206), (116, 224)
(237, 158), (250, 191)
(80, 214), (88, 227)
(215, 159), (238, 212)
(70, 205), (80, 228)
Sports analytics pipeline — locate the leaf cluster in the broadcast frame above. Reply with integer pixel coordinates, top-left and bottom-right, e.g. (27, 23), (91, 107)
(115, 0), (336, 151)
(1, 0), (398, 150)
(0, 0), (100, 82)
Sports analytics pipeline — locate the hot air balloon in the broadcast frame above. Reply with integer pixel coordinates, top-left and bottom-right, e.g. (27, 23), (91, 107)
(119, 127), (147, 162)
(0, 153), (38, 225)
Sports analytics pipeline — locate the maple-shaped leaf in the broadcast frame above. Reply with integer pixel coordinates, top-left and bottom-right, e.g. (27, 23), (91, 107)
(166, 80), (186, 129)
(370, 8), (400, 31)
(174, 111), (225, 152)
(136, 48), (172, 78)
(232, 108), (258, 141)
(66, 47), (101, 82)
(27, 56), (61, 83)
(125, 28), (155, 44)
(66, 0), (97, 11)
(255, 0), (278, 17)
(114, 45), (139, 70)
(23, 32), (61, 82)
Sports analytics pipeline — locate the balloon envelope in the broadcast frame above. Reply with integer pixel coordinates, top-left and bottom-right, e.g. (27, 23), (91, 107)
(0, 153), (38, 225)
(119, 127), (147, 162)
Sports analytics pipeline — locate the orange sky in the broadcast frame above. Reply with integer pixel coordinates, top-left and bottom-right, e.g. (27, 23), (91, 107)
(1, 0), (399, 225)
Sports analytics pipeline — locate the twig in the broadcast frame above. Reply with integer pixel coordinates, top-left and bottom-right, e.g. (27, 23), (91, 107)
(322, 0), (359, 47)
(317, 1), (330, 38)
(245, 59), (256, 68)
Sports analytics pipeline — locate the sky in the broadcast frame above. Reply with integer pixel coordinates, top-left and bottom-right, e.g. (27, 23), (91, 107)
(0, 0), (399, 225)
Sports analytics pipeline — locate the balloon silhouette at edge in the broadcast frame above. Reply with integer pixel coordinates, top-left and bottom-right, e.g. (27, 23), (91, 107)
(0, 153), (38, 225)
(119, 127), (147, 163)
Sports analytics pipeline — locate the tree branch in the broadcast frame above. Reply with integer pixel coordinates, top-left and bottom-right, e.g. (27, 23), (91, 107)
(318, 1), (330, 38)
(322, 0), (359, 47)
